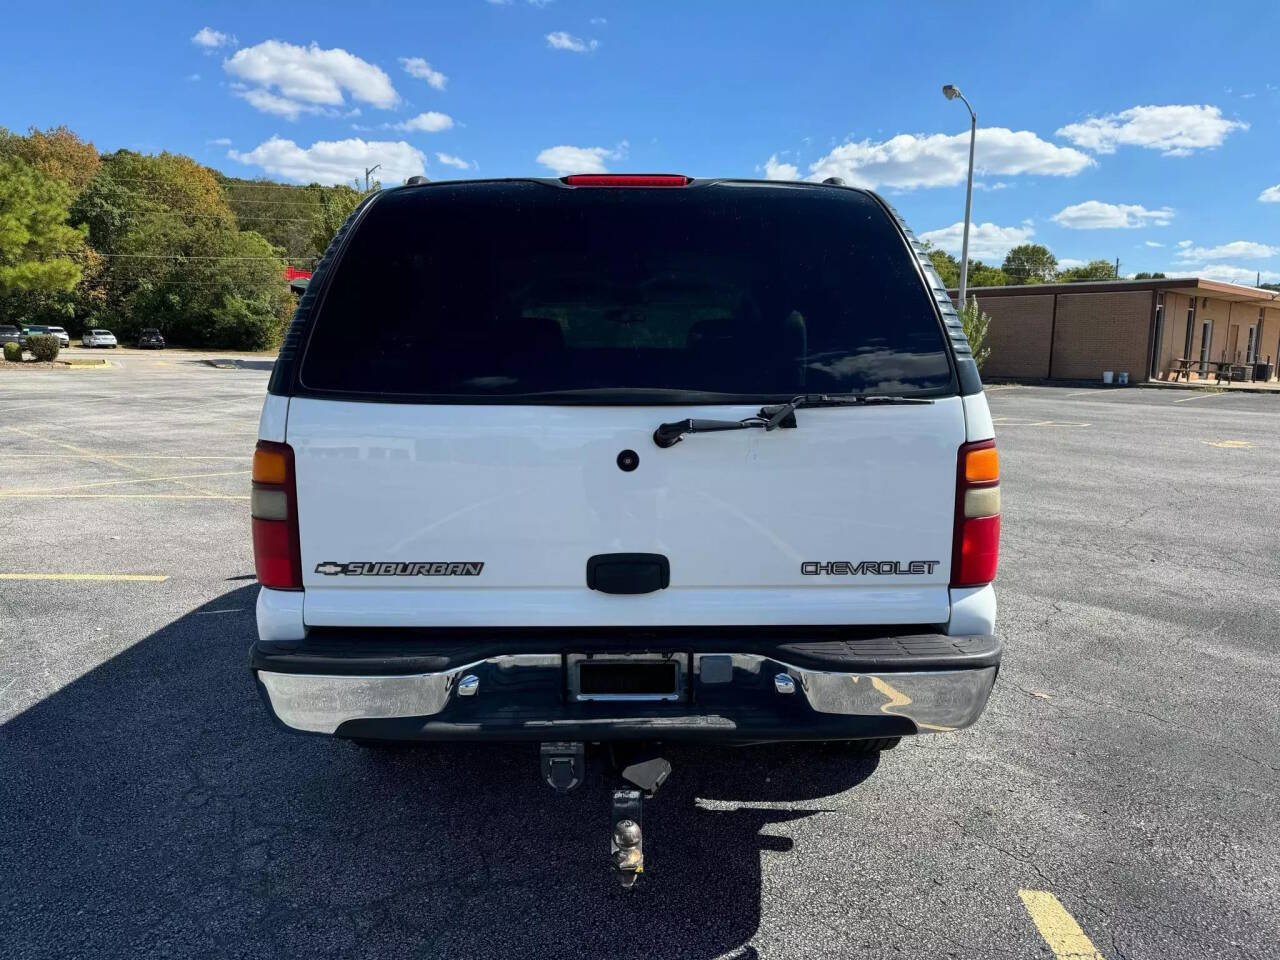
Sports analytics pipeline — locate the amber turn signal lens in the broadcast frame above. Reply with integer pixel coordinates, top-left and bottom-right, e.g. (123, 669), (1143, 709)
(965, 447), (1000, 483)
(252, 447), (288, 485)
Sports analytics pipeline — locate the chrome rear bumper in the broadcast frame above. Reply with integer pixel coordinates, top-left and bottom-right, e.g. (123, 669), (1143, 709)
(256, 652), (998, 740)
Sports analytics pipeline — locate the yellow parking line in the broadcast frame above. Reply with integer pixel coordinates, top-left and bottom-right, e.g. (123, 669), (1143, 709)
(0, 493), (248, 500)
(0, 454), (246, 460)
(1018, 890), (1106, 959)
(0, 573), (169, 582)
(2, 426), (223, 497)
(14, 469), (249, 495)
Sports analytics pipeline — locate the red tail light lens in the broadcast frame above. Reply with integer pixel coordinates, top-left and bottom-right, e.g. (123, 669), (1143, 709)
(951, 439), (1000, 587)
(563, 174), (690, 187)
(251, 440), (302, 590)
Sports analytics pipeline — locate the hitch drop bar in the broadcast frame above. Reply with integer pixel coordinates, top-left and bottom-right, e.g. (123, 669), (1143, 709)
(539, 742), (671, 888)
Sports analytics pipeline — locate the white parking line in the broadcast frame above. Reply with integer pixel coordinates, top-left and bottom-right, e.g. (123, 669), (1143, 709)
(1172, 391), (1231, 403)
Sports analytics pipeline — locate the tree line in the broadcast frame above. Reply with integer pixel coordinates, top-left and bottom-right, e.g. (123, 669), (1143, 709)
(922, 241), (1168, 289)
(0, 126), (366, 349)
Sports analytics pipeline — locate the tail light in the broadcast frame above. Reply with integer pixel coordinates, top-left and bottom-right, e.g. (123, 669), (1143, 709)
(951, 439), (1000, 587)
(252, 440), (302, 590)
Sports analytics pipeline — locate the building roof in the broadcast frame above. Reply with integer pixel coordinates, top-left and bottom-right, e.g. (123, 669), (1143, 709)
(949, 277), (1280, 304)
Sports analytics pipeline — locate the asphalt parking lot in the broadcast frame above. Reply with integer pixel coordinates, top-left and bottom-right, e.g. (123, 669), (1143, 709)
(2, 364), (1278, 960)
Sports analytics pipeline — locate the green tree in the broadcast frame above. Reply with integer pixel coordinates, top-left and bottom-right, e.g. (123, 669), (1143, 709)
(0, 158), (88, 324)
(1002, 244), (1058, 284)
(967, 261), (1009, 287)
(1132, 272), (1167, 280)
(920, 240), (960, 287)
(307, 184), (364, 256)
(72, 150), (290, 347)
(0, 126), (100, 193)
(1059, 259), (1118, 282)
(960, 296), (991, 370)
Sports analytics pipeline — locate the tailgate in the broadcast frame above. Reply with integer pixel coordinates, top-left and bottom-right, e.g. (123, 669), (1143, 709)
(288, 396), (964, 627)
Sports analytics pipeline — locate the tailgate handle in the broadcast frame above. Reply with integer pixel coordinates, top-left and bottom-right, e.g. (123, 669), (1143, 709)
(586, 554), (671, 595)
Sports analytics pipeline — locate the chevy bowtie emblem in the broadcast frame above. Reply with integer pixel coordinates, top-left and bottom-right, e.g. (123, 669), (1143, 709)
(315, 562), (346, 575)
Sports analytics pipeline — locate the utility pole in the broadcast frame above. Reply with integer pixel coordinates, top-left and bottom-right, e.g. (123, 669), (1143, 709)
(943, 85), (977, 308)
(1114, 257), (1120, 279)
(364, 163), (381, 193)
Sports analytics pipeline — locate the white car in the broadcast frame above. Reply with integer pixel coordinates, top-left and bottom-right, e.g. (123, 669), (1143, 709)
(82, 329), (118, 348)
(248, 174), (1001, 884)
(21, 324), (70, 348)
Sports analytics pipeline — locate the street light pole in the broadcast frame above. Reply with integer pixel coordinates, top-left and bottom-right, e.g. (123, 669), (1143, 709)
(943, 85), (977, 308)
(364, 163), (382, 193)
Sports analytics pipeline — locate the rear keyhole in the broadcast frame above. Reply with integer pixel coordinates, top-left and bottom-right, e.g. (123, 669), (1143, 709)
(617, 450), (639, 472)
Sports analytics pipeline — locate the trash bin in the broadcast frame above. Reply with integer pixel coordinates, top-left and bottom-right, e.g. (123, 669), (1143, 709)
(1255, 362), (1274, 382)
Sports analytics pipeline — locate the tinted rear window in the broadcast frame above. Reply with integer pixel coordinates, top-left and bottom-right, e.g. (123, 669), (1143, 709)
(299, 182), (953, 401)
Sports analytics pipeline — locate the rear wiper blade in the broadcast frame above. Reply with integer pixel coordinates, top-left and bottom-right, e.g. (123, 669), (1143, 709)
(758, 393), (935, 430)
(652, 394), (934, 448)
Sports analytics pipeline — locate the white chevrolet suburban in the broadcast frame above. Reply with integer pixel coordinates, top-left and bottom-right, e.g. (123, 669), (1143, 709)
(250, 174), (1000, 883)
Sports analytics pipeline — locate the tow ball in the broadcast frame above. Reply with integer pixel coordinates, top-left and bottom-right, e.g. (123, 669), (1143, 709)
(540, 742), (672, 888)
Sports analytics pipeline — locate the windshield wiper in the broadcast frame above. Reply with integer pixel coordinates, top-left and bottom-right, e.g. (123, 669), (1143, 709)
(652, 394), (934, 448)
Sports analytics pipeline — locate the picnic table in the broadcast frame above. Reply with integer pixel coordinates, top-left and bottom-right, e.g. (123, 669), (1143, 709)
(1170, 358), (1249, 384)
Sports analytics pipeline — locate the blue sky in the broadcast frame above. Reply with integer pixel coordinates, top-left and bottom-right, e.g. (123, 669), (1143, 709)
(4, 0), (1279, 282)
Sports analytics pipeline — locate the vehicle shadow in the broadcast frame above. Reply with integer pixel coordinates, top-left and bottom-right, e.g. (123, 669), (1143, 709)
(0, 586), (882, 960)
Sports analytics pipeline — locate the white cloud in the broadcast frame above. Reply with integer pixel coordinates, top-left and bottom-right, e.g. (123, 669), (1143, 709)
(1178, 264), (1280, 285)
(1175, 240), (1278, 261)
(186, 73), (201, 82)
(590, 16), (607, 24)
(192, 27), (235, 49)
(1177, 240), (1193, 248)
(1144, 241), (1164, 248)
(974, 181), (1009, 191)
(394, 111), (454, 133)
(1058, 258), (1086, 270)
(223, 40), (400, 120)
(234, 87), (325, 120)
(400, 57), (446, 90)
(229, 136), (426, 185)
(206, 137), (232, 146)
(528, 0), (554, 6)
(1050, 201), (1174, 229)
(1055, 104), (1248, 156)
(1259, 184), (1280, 203)
(918, 221), (1036, 262)
(762, 154), (800, 180)
(546, 31), (599, 53)
(798, 127), (1092, 191)
(435, 152), (470, 170)
(535, 144), (622, 175)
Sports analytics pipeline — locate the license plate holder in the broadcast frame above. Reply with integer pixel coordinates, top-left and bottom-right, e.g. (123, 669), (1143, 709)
(567, 653), (688, 702)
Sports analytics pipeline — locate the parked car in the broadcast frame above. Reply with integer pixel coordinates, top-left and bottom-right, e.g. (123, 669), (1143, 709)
(0, 325), (21, 347)
(248, 175), (1001, 886)
(137, 328), (166, 349)
(22, 324), (70, 348)
(82, 329), (118, 348)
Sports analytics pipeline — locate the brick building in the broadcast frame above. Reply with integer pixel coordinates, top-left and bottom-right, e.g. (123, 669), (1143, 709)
(953, 278), (1280, 383)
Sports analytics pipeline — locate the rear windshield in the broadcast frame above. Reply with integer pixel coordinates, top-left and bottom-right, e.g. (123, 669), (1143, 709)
(299, 182), (953, 402)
